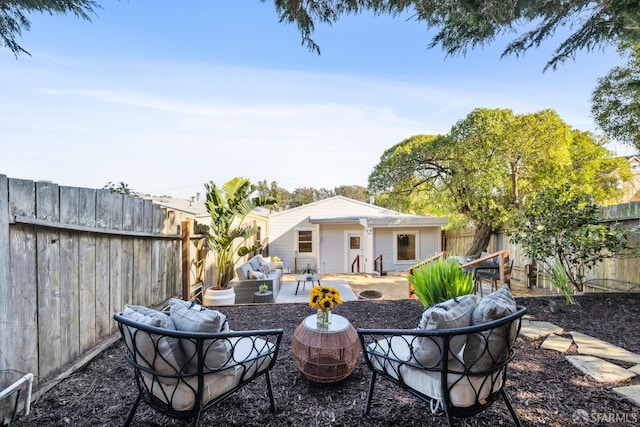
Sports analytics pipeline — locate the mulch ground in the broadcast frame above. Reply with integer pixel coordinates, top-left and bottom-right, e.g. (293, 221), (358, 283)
(11, 294), (640, 426)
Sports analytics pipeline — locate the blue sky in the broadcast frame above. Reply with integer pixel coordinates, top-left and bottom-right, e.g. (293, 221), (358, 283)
(0, 1), (635, 199)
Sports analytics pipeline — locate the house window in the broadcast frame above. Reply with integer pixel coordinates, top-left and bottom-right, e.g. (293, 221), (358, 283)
(297, 230), (313, 253)
(350, 236), (360, 249)
(395, 232), (418, 262)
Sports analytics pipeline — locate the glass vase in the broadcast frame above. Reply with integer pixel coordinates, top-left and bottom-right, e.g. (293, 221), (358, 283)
(316, 309), (332, 327)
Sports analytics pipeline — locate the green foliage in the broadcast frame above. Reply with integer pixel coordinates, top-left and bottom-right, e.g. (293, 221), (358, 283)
(1, 0), (99, 56)
(408, 257), (474, 307)
(549, 258), (577, 305)
(368, 108), (628, 257)
(299, 263), (318, 275)
(592, 42), (640, 152)
(104, 181), (134, 195)
(269, 0), (637, 71)
(334, 185), (369, 202)
(205, 177), (276, 289)
(255, 180), (292, 211)
(510, 184), (640, 293)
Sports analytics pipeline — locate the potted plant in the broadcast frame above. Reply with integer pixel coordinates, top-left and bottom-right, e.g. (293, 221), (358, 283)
(300, 263), (318, 279)
(407, 257), (474, 307)
(202, 177), (275, 306)
(259, 283), (269, 293)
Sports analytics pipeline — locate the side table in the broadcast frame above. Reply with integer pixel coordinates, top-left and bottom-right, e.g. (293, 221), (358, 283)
(291, 314), (359, 383)
(253, 290), (274, 303)
(294, 274), (322, 295)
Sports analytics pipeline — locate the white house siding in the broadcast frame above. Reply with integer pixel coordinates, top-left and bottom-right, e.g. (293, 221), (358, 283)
(318, 224), (366, 274)
(373, 227), (443, 272)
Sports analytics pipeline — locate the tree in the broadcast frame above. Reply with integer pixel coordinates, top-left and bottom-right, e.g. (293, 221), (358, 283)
(509, 185), (640, 298)
(204, 177), (275, 289)
(255, 179), (292, 211)
(269, 0), (639, 71)
(592, 42), (640, 151)
(368, 108), (630, 257)
(334, 185), (369, 202)
(288, 186), (333, 208)
(1, 0), (99, 56)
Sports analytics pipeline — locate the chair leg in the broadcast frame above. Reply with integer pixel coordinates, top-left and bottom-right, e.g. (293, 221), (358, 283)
(500, 389), (522, 427)
(123, 393), (142, 427)
(441, 403), (455, 427)
(363, 372), (377, 415)
(265, 371), (277, 413)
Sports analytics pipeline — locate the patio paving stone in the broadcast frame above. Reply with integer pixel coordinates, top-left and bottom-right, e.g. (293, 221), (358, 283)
(519, 319), (564, 339)
(613, 385), (640, 407)
(540, 334), (573, 353)
(565, 355), (636, 383)
(571, 331), (640, 364)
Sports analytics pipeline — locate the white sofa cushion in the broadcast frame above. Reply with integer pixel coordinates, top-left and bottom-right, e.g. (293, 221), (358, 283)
(368, 336), (502, 408)
(413, 295), (477, 366)
(168, 299), (233, 374)
(140, 336), (275, 411)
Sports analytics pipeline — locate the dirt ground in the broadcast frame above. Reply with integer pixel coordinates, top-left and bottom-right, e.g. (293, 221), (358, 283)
(10, 287), (640, 427)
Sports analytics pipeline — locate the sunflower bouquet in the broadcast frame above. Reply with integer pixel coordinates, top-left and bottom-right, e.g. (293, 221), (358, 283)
(309, 286), (342, 312)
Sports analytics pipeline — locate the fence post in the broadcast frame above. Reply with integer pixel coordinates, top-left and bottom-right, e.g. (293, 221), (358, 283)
(181, 220), (192, 299)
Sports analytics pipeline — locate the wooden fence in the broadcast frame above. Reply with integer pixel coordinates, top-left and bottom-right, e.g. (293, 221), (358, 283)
(444, 201), (640, 292)
(0, 176), (198, 396)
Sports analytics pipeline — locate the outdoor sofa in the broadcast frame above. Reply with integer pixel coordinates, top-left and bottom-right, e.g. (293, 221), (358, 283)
(233, 255), (283, 303)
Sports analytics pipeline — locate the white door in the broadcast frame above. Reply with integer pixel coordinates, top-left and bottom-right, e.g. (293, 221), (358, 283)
(347, 234), (363, 272)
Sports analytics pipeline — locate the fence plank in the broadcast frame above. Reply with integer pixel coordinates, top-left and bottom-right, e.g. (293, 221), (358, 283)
(78, 187), (97, 353)
(133, 198), (150, 305)
(121, 195), (135, 310)
(36, 181), (62, 379)
(94, 189), (111, 340)
(108, 192), (123, 334)
(0, 176), (10, 371)
(6, 179), (39, 377)
(59, 186), (80, 368)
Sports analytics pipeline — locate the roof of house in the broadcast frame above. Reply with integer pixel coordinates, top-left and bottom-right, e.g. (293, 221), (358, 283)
(273, 196), (448, 227)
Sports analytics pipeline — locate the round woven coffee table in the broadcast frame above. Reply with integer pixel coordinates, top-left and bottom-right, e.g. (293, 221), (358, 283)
(291, 314), (360, 383)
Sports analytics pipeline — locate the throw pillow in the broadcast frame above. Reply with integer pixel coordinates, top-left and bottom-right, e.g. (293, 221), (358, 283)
(168, 299), (233, 373)
(413, 294), (477, 366)
(258, 265), (270, 274)
(261, 262), (276, 273)
(248, 270), (266, 279)
(463, 284), (518, 372)
(121, 305), (185, 380)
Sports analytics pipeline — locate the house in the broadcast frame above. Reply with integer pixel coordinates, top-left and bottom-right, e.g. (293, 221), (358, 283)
(267, 196), (448, 275)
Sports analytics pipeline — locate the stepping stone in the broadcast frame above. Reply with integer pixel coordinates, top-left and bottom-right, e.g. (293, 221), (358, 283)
(613, 385), (640, 407)
(566, 355), (636, 383)
(541, 334), (573, 353)
(519, 319), (564, 339)
(571, 331), (640, 364)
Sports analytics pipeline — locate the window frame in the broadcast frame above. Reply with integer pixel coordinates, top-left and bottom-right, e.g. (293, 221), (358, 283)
(393, 231), (419, 264)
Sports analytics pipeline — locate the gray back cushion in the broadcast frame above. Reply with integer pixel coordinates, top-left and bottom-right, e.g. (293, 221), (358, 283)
(463, 285), (518, 371)
(413, 294), (477, 366)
